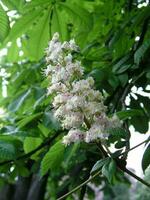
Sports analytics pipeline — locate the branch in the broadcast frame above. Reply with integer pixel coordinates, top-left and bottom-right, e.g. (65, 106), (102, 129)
(119, 136), (150, 157)
(57, 171), (101, 200)
(0, 131), (60, 166)
(123, 168), (150, 188)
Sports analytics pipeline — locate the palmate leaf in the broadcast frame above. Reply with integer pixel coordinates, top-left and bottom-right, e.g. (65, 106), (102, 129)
(0, 4), (10, 43)
(59, 2), (93, 30)
(5, 7), (44, 43)
(59, 1), (93, 46)
(1, 0), (25, 12)
(51, 5), (69, 41)
(23, 8), (50, 60)
(41, 140), (65, 176)
(23, 0), (51, 12)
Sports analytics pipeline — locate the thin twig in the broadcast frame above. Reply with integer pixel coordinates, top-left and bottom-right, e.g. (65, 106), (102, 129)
(119, 137), (150, 157)
(57, 171), (101, 200)
(123, 167), (150, 187)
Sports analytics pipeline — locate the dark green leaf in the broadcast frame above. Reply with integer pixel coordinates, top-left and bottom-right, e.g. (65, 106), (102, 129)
(134, 39), (150, 65)
(116, 109), (144, 120)
(142, 144), (150, 172)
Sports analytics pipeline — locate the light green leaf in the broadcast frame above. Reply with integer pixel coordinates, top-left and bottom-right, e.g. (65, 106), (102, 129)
(23, 137), (43, 154)
(5, 7), (43, 42)
(59, 2), (92, 30)
(38, 123), (50, 137)
(0, 4), (10, 42)
(51, 5), (68, 41)
(8, 89), (31, 112)
(41, 140), (65, 176)
(1, 0), (25, 12)
(7, 41), (19, 62)
(17, 112), (43, 128)
(24, 9), (50, 60)
(23, 0), (51, 12)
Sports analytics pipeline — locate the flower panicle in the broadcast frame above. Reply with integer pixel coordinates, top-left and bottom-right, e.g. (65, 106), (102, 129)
(44, 33), (121, 145)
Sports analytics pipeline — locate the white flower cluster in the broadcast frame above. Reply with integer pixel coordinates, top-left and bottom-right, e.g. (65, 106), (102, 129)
(44, 33), (121, 145)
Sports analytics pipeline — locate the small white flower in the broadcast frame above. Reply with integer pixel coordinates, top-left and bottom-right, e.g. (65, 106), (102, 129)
(53, 93), (72, 108)
(62, 112), (84, 129)
(85, 123), (108, 143)
(69, 39), (79, 51)
(62, 129), (85, 145)
(64, 54), (73, 63)
(47, 82), (68, 95)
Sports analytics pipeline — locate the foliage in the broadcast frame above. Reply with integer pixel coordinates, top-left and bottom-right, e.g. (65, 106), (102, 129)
(135, 167), (150, 200)
(0, 0), (150, 199)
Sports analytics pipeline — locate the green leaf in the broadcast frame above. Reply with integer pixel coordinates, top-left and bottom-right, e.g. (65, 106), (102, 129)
(38, 123), (50, 137)
(17, 112), (43, 128)
(64, 143), (80, 167)
(51, 5), (68, 41)
(118, 73), (128, 87)
(116, 109), (144, 120)
(0, 4), (10, 42)
(131, 115), (149, 133)
(109, 159), (117, 177)
(134, 39), (150, 65)
(1, 0), (25, 12)
(90, 157), (110, 174)
(115, 141), (126, 149)
(109, 128), (127, 140)
(112, 54), (131, 73)
(8, 89), (31, 112)
(0, 141), (16, 160)
(23, 137), (43, 154)
(7, 41), (19, 62)
(23, 0), (50, 12)
(15, 162), (30, 177)
(60, 2), (92, 28)
(115, 64), (131, 74)
(42, 111), (60, 131)
(24, 9), (50, 60)
(102, 159), (117, 183)
(41, 140), (65, 176)
(142, 144), (150, 172)
(5, 7), (43, 42)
